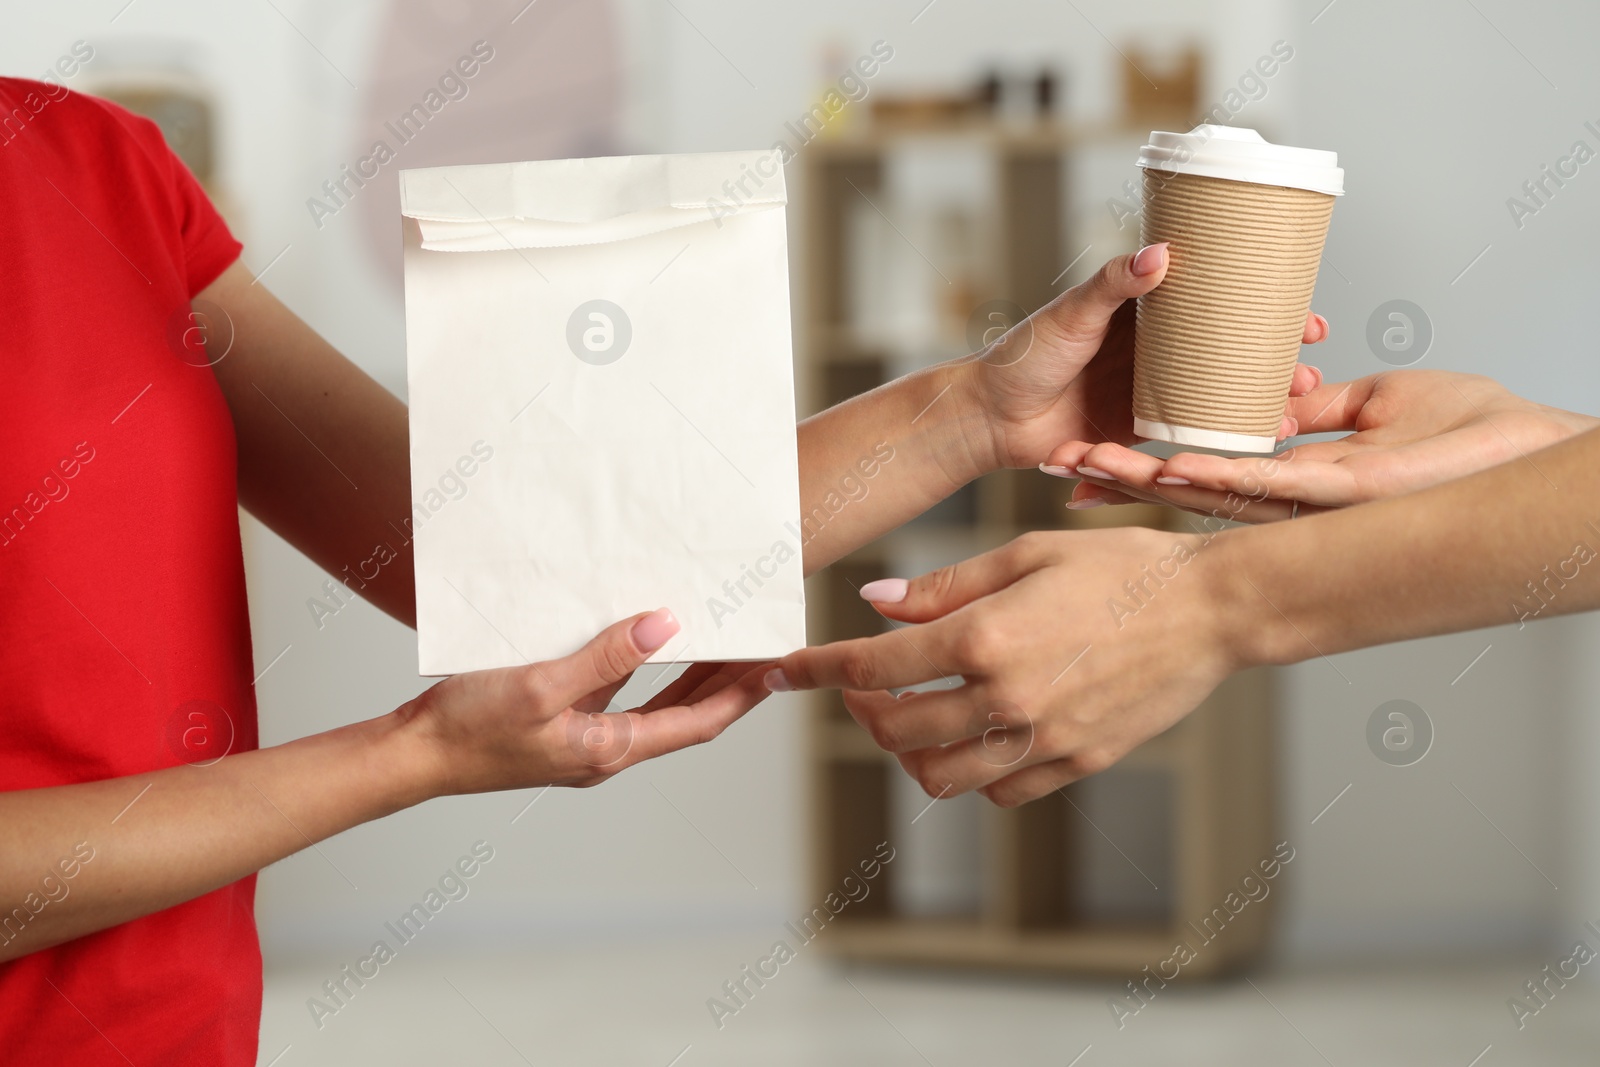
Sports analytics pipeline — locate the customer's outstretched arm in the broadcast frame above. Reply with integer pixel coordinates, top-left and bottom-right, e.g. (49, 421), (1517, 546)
(767, 424), (1600, 806)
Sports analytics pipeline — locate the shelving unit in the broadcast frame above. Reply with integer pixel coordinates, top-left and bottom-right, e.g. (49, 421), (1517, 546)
(799, 119), (1278, 977)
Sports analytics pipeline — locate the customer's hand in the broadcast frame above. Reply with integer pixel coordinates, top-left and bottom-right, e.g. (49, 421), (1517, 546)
(965, 244), (1328, 471)
(402, 610), (770, 794)
(765, 529), (1233, 806)
(1047, 370), (1598, 522)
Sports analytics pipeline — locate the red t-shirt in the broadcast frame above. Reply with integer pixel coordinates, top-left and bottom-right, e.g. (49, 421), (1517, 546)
(0, 79), (260, 1063)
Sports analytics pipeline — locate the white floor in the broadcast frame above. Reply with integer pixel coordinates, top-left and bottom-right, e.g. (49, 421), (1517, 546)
(258, 936), (1600, 1066)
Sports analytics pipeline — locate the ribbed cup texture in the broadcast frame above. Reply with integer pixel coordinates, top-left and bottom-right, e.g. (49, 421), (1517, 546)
(1133, 169), (1335, 437)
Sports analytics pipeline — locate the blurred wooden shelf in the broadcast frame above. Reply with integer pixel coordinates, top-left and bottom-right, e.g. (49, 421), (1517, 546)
(806, 120), (1136, 160)
(800, 117), (1279, 978)
(825, 918), (1195, 976)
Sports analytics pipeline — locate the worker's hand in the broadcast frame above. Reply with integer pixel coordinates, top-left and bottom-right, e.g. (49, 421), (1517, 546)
(1047, 370), (1598, 523)
(964, 244), (1327, 471)
(402, 610), (769, 795)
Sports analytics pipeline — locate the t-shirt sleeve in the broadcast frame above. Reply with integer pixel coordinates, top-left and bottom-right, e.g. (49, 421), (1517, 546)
(98, 97), (243, 298)
(164, 149), (242, 297)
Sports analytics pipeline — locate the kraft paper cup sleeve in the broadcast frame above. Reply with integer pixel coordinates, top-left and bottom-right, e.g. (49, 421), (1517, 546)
(1132, 168), (1335, 451)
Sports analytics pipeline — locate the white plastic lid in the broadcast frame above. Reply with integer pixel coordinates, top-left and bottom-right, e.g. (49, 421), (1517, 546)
(1137, 125), (1344, 196)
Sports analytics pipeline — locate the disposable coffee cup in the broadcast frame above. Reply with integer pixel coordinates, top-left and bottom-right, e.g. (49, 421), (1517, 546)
(1132, 125), (1344, 453)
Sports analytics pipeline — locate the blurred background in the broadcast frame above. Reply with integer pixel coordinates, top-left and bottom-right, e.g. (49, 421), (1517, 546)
(8, 0), (1600, 1063)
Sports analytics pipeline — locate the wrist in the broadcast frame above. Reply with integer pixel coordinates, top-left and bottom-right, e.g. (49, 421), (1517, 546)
(370, 698), (453, 807)
(1195, 525), (1300, 671)
(936, 356), (1005, 481)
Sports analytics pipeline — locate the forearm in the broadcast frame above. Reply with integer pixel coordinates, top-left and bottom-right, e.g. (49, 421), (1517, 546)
(0, 712), (437, 962)
(1214, 425), (1600, 665)
(796, 360), (996, 574)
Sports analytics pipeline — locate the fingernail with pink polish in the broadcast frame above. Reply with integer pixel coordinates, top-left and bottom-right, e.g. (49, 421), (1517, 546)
(1156, 476), (1191, 486)
(632, 608), (680, 653)
(1077, 466), (1115, 480)
(763, 667), (794, 692)
(1131, 242), (1169, 277)
(1039, 464), (1074, 478)
(1066, 497), (1106, 510)
(859, 578), (908, 604)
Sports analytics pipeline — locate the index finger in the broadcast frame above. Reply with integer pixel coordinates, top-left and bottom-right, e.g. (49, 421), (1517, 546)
(619, 664), (771, 766)
(1157, 443), (1359, 507)
(769, 619), (963, 693)
(637, 661), (733, 713)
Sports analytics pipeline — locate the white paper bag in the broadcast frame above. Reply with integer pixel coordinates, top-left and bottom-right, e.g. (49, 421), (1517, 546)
(400, 151), (806, 676)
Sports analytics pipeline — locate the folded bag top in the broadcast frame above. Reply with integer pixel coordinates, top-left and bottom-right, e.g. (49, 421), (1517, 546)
(400, 150), (788, 251)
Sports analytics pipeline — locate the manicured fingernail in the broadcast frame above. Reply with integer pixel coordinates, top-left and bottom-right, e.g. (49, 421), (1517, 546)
(1039, 464), (1074, 478)
(631, 608), (679, 653)
(1066, 497), (1106, 510)
(763, 668), (794, 692)
(1314, 314), (1330, 336)
(1131, 242), (1168, 276)
(859, 579), (908, 604)
(1306, 364), (1324, 386)
(1155, 476), (1191, 486)
(1077, 466), (1115, 480)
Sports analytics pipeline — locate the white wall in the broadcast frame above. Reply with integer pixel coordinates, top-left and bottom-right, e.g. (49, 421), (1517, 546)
(1269, 0), (1600, 958)
(6, 0), (1594, 968)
